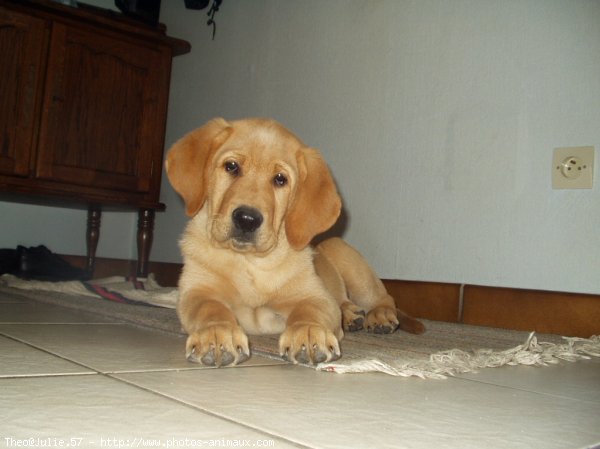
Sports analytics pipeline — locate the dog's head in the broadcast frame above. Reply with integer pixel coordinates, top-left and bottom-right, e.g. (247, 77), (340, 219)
(165, 118), (341, 254)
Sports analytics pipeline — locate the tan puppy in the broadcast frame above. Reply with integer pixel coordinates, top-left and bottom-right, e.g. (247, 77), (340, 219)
(166, 118), (424, 366)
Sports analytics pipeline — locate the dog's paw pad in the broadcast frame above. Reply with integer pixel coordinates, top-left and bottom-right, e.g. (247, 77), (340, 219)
(202, 347), (239, 367)
(341, 302), (366, 332)
(294, 345), (310, 364)
(313, 347), (329, 364)
(200, 348), (217, 366)
(347, 315), (365, 332)
(365, 306), (399, 334)
(220, 349), (236, 366)
(369, 324), (395, 334)
(283, 345), (334, 365)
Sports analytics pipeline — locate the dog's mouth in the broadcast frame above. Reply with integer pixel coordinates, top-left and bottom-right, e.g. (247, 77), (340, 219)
(229, 231), (278, 255)
(211, 221), (266, 253)
(231, 231), (258, 250)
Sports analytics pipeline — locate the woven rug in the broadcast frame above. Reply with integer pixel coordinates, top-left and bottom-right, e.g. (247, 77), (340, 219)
(2, 274), (599, 379)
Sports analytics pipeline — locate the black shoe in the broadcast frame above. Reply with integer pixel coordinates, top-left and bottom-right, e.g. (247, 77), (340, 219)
(16, 245), (90, 281)
(0, 249), (19, 275)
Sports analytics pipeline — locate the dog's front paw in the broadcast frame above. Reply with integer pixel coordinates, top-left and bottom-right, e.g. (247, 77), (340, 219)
(365, 305), (399, 334)
(279, 323), (341, 364)
(341, 301), (365, 332)
(186, 323), (250, 367)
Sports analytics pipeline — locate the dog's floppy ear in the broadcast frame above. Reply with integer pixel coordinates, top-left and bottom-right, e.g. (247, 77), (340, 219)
(165, 118), (232, 216)
(286, 148), (342, 249)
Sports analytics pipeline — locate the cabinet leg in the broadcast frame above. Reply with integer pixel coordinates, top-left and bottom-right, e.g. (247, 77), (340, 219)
(86, 205), (102, 275)
(137, 208), (155, 278)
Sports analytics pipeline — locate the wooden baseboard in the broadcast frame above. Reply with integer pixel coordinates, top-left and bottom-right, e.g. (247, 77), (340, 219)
(60, 255), (600, 338)
(461, 285), (600, 338)
(390, 280), (600, 338)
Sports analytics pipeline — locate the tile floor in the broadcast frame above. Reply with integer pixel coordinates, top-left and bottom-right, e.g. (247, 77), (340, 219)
(1, 293), (600, 449)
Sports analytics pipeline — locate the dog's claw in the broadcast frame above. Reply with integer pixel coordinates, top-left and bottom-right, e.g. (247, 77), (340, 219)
(185, 324), (250, 367)
(279, 323), (341, 365)
(236, 347), (250, 364)
(190, 348), (249, 367)
(281, 344), (339, 365)
(186, 346), (200, 363)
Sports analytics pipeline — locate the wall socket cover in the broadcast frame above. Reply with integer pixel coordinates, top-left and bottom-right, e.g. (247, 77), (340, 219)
(552, 146), (594, 189)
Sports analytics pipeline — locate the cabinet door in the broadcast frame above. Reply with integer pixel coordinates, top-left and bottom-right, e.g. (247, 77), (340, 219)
(36, 23), (169, 194)
(0, 7), (47, 177)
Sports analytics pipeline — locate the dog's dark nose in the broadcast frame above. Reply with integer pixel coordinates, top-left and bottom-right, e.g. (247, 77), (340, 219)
(232, 207), (263, 233)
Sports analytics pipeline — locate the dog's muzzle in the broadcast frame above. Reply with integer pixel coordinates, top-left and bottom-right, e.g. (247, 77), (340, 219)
(231, 206), (263, 243)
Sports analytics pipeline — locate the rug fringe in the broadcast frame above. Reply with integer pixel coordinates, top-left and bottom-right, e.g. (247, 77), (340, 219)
(317, 332), (600, 378)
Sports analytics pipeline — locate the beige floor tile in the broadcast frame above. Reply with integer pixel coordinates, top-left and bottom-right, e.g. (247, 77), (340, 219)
(1, 375), (297, 447)
(0, 335), (94, 377)
(115, 365), (600, 449)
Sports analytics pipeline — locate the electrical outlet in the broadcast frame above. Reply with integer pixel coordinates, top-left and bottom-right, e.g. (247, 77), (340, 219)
(552, 146), (594, 189)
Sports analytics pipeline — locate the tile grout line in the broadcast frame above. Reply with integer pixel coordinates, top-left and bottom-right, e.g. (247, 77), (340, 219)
(0, 372), (98, 379)
(106, 373), (315, 449)
(0, 330), (102, 377)
(451, 372), (600, 406)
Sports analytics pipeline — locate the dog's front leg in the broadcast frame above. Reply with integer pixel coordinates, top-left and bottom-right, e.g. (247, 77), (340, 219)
(278, 300), (342, 365)
(178, 294), (250, 367)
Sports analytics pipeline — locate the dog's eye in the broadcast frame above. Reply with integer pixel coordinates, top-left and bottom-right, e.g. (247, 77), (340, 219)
(224, 161), (240, 176)
(273, 173), (288, 187)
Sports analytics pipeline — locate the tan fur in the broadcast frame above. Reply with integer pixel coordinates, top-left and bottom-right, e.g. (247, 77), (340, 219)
(166, 118), (424, 366)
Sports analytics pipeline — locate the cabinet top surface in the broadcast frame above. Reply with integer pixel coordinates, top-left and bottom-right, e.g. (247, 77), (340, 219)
(1, 0), (191, 56)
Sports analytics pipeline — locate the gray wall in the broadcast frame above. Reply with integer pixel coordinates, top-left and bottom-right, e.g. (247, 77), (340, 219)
(2, 0), (599, 294)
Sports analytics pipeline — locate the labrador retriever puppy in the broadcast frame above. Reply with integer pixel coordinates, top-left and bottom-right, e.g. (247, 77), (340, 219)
(166, 118), (424, 366)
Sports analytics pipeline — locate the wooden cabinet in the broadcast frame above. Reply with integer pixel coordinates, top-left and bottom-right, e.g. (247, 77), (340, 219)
(0, 0), (190, 277)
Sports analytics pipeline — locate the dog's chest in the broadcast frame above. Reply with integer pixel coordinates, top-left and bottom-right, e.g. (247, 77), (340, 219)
(233, 263), (289, 305)
(225, 251), (315, 308)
